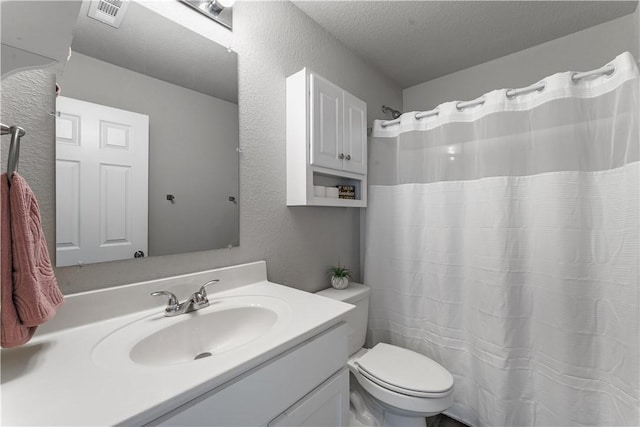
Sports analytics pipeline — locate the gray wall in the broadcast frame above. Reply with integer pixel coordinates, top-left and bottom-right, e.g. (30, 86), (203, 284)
(403, 12), (640, 112)
(13, 3), (634, 295)
(60, 52), (240, 256)
(2, 1), (402, 294)
(1, 70), (57, 261)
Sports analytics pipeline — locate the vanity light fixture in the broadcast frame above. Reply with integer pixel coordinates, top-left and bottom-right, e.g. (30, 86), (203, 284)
(178, 0), (234, 30)
(207, 0), (235, 16)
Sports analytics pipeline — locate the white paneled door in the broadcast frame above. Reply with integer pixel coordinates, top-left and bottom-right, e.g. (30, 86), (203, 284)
(56, 96), (149, 267)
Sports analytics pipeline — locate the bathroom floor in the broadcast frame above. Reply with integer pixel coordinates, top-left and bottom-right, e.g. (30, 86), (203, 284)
(426, 414), (469, 427)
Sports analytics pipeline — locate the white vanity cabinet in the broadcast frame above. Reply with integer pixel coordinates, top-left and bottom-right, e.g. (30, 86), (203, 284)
(1, 262), (354, 427)
(286, 68), (367, 207)
(148, 323), (349, 427)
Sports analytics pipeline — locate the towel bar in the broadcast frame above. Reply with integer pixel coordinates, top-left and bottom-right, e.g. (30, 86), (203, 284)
(1, 122), (26, 184)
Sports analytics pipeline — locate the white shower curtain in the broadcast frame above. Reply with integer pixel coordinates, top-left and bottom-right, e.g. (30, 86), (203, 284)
(365, 52), (639, 426)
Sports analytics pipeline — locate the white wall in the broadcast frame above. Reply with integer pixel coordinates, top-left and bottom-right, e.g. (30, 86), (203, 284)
(60, 52), (240, 256)
(404, 12), (640, 112)
(1, 1), (402, 294)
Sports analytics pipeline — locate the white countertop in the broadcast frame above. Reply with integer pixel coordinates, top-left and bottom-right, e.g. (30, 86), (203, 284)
(1, 262), (352, 426)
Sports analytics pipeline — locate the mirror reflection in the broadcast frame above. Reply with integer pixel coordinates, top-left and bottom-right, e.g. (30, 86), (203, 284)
(55, 1), (239, 267)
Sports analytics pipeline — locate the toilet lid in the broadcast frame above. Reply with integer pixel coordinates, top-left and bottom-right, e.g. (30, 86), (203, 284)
(355, 343), (453, 398)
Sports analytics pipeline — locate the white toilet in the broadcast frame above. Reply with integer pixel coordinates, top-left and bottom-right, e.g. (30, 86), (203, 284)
(317, 283), (454, 427)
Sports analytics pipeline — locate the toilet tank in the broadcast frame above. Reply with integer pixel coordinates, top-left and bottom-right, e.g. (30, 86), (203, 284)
(316, 283), (370, 356)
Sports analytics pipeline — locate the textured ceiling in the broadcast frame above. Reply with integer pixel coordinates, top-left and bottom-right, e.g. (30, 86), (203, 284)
(293, 1), (638, 88)
(71, 1), (237, 103)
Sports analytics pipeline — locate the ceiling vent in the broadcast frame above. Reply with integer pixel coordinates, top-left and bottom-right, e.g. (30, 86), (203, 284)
(87, 0), (130, 29)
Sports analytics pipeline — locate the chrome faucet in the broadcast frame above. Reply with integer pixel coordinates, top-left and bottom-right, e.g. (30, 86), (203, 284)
(151, 279), (220, 317)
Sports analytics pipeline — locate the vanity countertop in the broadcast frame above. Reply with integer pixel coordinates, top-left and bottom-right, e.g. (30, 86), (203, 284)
(1, 261), (352, 426)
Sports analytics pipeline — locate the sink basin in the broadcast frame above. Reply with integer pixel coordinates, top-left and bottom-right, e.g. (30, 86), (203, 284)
(92, 295), (292, 368)
(131, 305), (278, 366)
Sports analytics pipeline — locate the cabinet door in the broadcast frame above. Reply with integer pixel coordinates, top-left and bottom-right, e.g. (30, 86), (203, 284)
(342, 92), (367, 175)
(268, 369), (349, 427)
(310, 73), (344, 171)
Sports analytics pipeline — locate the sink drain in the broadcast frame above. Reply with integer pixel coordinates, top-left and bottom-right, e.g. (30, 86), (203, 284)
(194, 352), (213, 360)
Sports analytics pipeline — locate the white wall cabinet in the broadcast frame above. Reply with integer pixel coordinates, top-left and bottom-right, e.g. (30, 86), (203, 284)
(309, 74), (367, 175)
(287, 68), (367, 207)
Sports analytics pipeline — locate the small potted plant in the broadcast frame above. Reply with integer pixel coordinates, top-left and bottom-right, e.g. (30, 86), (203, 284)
(327, 263), (351, 289)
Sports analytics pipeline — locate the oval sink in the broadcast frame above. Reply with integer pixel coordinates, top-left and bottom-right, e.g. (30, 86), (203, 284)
(131, 306), (277, 366)
(92, 296), (292, 368)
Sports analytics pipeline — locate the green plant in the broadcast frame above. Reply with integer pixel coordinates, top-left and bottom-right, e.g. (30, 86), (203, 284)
(327, 263), (351, 279)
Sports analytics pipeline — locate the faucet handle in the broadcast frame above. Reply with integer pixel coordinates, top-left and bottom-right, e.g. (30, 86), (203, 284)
(151, 291), (180, 313)
(198, 279), (220, 300)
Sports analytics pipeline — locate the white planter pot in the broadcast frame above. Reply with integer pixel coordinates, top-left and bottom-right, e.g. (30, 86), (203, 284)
(331, 276), (349, 290)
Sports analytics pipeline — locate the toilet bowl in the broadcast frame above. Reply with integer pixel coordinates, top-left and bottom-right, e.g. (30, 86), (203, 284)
(349, 345), (453, 424)
(316, 284), (454, 427)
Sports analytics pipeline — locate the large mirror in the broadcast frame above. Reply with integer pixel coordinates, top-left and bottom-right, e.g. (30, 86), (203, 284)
(55, 1), (238, 267)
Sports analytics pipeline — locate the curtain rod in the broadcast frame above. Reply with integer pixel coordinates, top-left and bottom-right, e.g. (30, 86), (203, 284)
(381, 60), (625, 129)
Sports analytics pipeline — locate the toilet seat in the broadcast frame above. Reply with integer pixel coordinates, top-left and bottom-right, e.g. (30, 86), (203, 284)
(354, 343), (453, 398)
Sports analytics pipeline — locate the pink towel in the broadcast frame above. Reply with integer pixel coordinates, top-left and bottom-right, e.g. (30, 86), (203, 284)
(1, 172), (63, 348)
(1, 174), (34, 347)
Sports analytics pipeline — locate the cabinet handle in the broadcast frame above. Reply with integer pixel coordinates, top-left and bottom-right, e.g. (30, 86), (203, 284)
(339, 153), (345, 159)
(345, 155), (351, 160)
